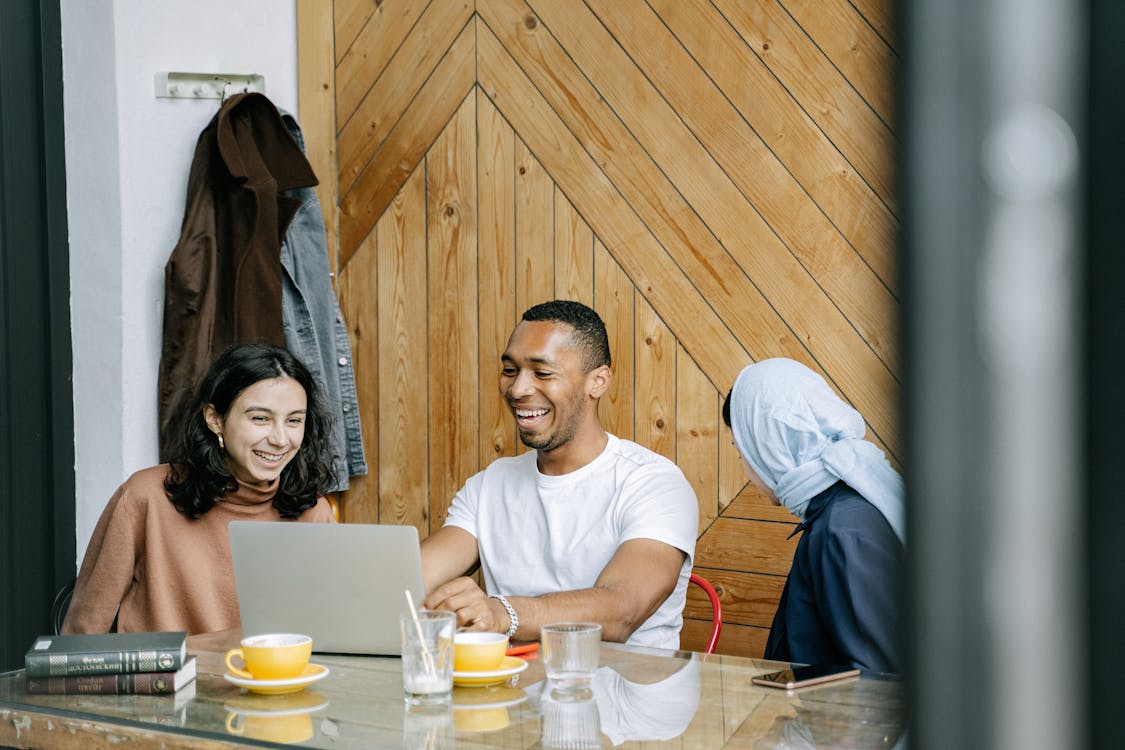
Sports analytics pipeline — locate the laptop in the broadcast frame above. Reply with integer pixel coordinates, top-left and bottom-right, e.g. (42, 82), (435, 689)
(229, 521), (425, 655)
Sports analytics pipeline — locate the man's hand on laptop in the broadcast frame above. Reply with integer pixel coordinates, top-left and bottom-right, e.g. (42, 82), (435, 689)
(423, 577), (510, 634)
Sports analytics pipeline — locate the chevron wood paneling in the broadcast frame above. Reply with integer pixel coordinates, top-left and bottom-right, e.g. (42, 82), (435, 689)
(299, 0), (897, 658)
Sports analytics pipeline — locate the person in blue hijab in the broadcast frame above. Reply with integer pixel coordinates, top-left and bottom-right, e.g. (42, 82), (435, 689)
(723, 358), (904, 673)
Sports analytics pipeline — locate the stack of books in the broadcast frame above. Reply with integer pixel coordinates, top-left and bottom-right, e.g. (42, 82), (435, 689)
(24, 631), (196, 696)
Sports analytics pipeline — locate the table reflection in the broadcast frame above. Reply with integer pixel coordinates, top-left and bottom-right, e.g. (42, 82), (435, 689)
(748, 678), (907, 750)
(524, 652), (701, 746)
(1, 633), (904, 749)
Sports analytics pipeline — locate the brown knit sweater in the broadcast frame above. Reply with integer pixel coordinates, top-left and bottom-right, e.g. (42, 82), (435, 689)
(62, 464), (336, 635)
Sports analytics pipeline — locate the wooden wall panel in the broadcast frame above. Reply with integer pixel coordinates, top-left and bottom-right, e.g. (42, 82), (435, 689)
(476, 91), (518, 468)
(338, 21), (475, 261)
(782, 0), (897, 129)
(302, 0), (898, 659)
(696, 519), (800, 577)
(514, 141), (554, 312)
(333, 0), (378, 63)
(373, 167), (428, 531)
(296, 0), (339, 276)
(677, 354), (719, 536)
(553, 193), (593, 306)
(594, 243), (635, 441)
(686, 569), (788, 629)
(652, 0), (897, 288)
(336, 232), (378, 524)
(426, 95), (479, 530)
(337, 1), (472, 191)
(634, 298), (675, 461)
(476, 16), (753, 391)
(707, 0), (896, 212)
(335, 0), (430, 123)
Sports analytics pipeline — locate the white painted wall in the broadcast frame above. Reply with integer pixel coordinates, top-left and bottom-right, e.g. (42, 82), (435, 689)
(60, 0), (300, 563)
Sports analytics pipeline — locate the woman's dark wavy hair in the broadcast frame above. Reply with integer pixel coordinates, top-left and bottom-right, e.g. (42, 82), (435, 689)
(165, 343), (335, 519)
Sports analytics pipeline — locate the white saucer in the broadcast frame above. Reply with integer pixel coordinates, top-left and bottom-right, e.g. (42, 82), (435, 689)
(452, 694), (528, 711)
(453, 656), (528, 687)
(223, 697), (330, 717)
(224, 663), (330, 695)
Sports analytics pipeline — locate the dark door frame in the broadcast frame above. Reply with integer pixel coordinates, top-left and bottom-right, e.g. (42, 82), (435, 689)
(0, 0), (75, 669)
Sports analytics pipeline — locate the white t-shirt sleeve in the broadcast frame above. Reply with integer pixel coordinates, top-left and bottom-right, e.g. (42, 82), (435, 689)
(615, 460), (699, 564)
(443, 470), (482, 539)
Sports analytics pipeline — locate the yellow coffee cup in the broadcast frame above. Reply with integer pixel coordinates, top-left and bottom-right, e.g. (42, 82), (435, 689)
(453, 632), (508, 673)
(226, 711), (314, 743)
(454, 706), (510, 732)
(225, 633), (312, 681)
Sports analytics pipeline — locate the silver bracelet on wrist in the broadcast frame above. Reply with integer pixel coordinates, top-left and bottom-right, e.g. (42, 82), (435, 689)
(490, 594), (519, 639)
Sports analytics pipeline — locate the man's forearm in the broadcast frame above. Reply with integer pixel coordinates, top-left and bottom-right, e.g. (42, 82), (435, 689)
(498, 586), (660, 643)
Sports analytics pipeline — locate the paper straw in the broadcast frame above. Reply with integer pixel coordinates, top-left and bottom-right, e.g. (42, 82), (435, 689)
(404, 589), (436, 677)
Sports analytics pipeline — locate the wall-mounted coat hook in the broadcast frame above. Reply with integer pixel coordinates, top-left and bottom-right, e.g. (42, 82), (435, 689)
(155, 72), (265, 100)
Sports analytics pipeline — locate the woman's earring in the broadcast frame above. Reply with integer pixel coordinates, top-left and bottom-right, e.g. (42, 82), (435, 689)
(217, 433), (225, 451)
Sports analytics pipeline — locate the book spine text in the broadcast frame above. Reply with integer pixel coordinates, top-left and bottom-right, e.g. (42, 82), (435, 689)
(25, 649), (182, 677)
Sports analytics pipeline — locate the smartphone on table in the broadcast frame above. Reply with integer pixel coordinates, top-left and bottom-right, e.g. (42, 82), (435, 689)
(751, 663), (861, 690)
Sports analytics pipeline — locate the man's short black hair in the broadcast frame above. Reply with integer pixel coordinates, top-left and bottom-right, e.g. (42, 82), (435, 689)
(522, 300), (612, 371)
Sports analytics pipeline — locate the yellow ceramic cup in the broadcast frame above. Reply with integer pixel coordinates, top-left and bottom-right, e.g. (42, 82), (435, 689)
(225, 633), (312, 681)
(454, 706), (510, 732)
(453, 632), (508, 673)
(225, 711), (314, 744)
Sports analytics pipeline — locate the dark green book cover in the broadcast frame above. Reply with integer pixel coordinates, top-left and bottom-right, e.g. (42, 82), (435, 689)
(24, 631), (187, 677)
(25, 656), (197, 694)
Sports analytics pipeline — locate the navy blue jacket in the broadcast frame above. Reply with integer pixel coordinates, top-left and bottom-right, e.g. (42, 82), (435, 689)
(764, 481), (903, 673)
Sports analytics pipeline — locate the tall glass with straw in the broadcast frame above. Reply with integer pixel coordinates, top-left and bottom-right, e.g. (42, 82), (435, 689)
(401, 590), (455, 705)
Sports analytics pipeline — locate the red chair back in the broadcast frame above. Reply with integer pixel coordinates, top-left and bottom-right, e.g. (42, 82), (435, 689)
(689, 573), (723, 654)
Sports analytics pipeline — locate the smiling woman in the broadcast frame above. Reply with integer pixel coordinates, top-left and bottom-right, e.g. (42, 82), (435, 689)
(204, 376), (308, 488)
(62, 343), (338, 636)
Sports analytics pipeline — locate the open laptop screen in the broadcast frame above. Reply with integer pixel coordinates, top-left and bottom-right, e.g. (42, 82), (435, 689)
(229, 521), (425, 655)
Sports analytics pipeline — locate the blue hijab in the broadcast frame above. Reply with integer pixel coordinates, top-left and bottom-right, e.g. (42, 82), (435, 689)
(730, 359), (905, 544)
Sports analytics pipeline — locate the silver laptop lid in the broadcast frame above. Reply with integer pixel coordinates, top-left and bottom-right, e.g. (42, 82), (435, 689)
(229, 521), (424, 655)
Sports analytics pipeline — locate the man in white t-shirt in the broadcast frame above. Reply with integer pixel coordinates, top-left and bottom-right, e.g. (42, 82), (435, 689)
(421, 300), (698, 650)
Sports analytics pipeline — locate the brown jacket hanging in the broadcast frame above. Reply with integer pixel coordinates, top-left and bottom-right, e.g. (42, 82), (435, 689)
(157, 92), (318, 460)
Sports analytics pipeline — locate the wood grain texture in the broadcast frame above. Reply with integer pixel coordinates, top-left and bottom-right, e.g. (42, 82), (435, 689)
(724, 489), (803, 524)
(514, 139), (554, 311)
(477, 13), (752, 393)
(553, 191), (593, 306)
(686, 568), (789, 629)
(594, 242), (635, 442)
(781, 0), (897, 129)
(338, 19), (475, 260)
(338, 0), (472, 191)
(710, 0), (896, 211)
(476, 91), (519, 467)
(334, 0), (378, 63)
(375, 166), (429, 532)
(337, 231), (380, 524)
(425, 94), (479, 530)
(300, 0), (899, 659)
(297, 0), (339, 275)
(0, 707), (260, 750)
(647, 0), (897, 288)
(682, 618), (771, 659)
(695, 518), (800, 577)
(634, 298), (676, 461)
(482, 0), (900, 459)
(843, 0), (895, 51)
(336, 0), (430, 125)
(718, 433), (747, 517)
(586, 0), (897, 300)
(677, 353), (718, 536)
